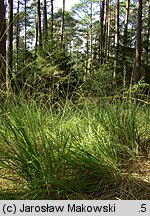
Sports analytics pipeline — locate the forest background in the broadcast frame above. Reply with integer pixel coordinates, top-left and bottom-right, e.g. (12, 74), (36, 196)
(0, 0), (149, 96)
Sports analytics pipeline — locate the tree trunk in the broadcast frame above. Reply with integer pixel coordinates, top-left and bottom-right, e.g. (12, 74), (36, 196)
(0, 0), (6, 84)
(113, 0), (119, 84)
(89, 2), (93, 74)
(50, 0), (54, 44)
(24, 0), (27, 62)
(7, 0), (13, 85)
(16, 0), (20, 71)
(61, 0), (65, 48)
(99, 0), (105, 65)
(43, 0), (48, 48)
(133, 0), (143, 83)
(114, 0), (119, 59)
(85, 31), (89, 75)
(36, 0), (42, 49)
(123, 0), (130, 88)
(105, 0), (110, 60)
(145, 0), (150, 66)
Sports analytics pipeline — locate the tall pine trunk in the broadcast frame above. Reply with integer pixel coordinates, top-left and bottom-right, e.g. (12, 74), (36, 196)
(145, 1), (150, 94)
(50, 0), (54, 45)
(24, 0), (27, 62)
(99, 0), (105, 65)
(133, 0), (143, 83)
(105, 0), (110, 60)
(113, 0), (119, 85)
(85, 31), (89, 75)
(89, 2), (93, 74)
(16, 0), (20, 71)
(61, 0), (65, 48)
(7, 0), (13, 86)
(123, 0), (130, 88)
(0, 0), (6, 84)
(43, 0), (48, 48)
(36, 0), (42, 49)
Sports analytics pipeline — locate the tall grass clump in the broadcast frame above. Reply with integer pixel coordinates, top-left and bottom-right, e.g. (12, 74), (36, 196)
(94, 99), (150, 163)
(0, 95), (150, 199)
(0, 100), (120, 199)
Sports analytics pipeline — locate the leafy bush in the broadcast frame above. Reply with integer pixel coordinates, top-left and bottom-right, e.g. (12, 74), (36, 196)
(131, 81), (150, 96)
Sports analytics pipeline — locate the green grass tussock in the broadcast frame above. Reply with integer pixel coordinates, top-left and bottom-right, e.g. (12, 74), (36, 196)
(0, 99), (150, 199)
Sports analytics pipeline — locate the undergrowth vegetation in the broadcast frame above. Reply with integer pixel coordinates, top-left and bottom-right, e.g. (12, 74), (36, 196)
(1, 0), (150, 200)
(0, 95), (150, 199)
